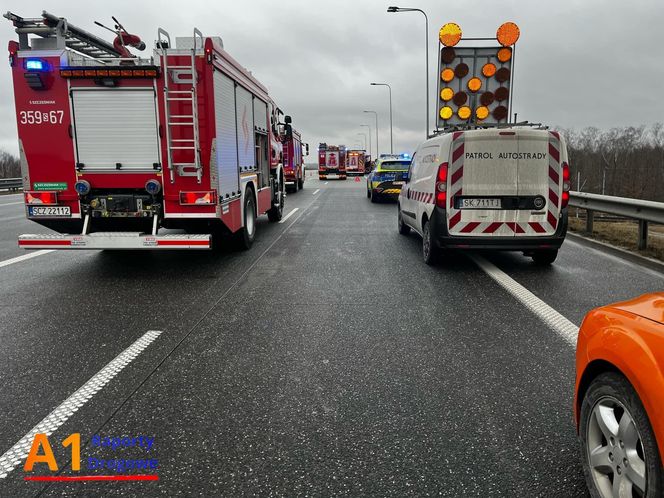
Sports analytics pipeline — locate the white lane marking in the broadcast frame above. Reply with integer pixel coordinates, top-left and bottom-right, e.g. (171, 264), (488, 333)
(312, 189), (320, 195)
(0, 201), (23, 207)
(471, 255), (579, 346)
(0, 330), (162, 479)
(278, 207), (299, 224)
(324, 182), (329, 185)
(0, 250), (54, 269)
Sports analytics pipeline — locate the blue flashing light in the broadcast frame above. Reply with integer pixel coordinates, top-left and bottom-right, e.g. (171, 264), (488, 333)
(25, 59), (47, 71)
(399, 153), (411, 159)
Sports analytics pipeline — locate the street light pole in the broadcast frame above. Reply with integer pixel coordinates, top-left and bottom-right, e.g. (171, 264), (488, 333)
(387, 6), (429, 138)
(363, 110), (379, 156)
(360, 124), (372, 158)
(370, 82), (393, 154)
(356, 133), (367, 150)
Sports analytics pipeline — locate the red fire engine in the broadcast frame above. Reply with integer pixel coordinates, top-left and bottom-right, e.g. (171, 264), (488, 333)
(345, 149), (366, 176)
(281, 116), (307, 192)
(318, 144), (346, 180)
(5, 11), (289, 250)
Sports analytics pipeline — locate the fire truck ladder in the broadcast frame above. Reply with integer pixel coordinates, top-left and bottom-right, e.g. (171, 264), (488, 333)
(4, 11), (123, 58)
(158, 28), (203, 184)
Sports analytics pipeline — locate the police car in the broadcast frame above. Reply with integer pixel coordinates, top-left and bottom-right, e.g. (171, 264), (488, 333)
(397, 127), (570, 265)
(366, 154), (411, 203)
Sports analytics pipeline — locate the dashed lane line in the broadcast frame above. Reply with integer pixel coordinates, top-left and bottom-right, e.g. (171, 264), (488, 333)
(471, 255), (579, 346)
(278, 207), (299, 224)
(312, 189), (320, 195)
(0, 250), (54, 269)
(0, 330), (162, 479)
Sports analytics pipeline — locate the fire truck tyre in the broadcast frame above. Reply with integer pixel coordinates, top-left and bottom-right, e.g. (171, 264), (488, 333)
(422, 220), (438, 266)
(579, 372), (662, 498)
(236, 193), (257, 250)
(267, 181), (284, 222)
(398, 206), (411, 235)
(298, 178), (304, 190)
(531, 249), (558, 265)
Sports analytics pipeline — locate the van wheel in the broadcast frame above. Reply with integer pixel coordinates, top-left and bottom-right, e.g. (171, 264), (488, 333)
(370, 191), (379, 203)
(422, 221), (438, 265)
(398, 206), (411, 235)
(367, 188), (371, 198)
(236, 192), (256, 250)
(579, 372), (662, 498)
(532, 249), (558, 265)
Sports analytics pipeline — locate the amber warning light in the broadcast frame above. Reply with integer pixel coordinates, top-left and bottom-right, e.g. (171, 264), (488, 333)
(436, 21), (519, 128)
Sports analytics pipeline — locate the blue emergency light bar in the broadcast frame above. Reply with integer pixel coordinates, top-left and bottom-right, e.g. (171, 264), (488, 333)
(25, 59), (48, 71)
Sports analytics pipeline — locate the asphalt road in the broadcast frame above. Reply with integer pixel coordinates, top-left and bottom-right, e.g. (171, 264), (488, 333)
(0, 176), (661, 497)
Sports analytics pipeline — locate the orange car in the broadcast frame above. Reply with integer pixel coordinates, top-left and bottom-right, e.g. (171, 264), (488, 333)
(575, 292), (664, 497)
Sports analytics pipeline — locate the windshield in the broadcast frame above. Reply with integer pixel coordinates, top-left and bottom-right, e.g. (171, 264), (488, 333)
(380, 160), (410, 171)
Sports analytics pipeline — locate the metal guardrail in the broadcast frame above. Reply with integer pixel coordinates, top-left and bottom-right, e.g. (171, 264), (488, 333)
(0, 178), (22, 191)
(569, 191), (664, 250)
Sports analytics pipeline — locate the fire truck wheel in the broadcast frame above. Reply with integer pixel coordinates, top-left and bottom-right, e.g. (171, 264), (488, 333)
(422, 220), (438, 265)
(531, 249), (558, 265)
(398, 206), (411, 235)
(267, 179), (284, 222)
(298, 178), (304, 190)
(236, 192), (257, 250)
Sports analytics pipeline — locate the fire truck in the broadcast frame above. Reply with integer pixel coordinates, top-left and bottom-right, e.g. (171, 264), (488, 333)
(5, 11), (287, 250)
(281, 118), (307, 192)
(345, 149), (366, 176)
(318, 144), (346, 180)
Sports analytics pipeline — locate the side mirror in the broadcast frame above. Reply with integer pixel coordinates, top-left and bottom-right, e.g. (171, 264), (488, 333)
(284, 115), (292, 124)
(305, 143), (309, 156)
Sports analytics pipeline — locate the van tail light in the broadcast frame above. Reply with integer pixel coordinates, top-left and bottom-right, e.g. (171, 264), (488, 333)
(179, 191), (217, 206)
(561, 162), (570, 208)
(435, 162), (449, 208)
(25, 191), (58, 205)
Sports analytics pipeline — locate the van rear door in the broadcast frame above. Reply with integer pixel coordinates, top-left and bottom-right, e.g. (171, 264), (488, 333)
(446, 129), (562, 237)
(447, 129), (517, 237)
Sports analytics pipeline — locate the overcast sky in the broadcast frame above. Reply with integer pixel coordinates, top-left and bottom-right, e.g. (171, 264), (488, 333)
(1, 0), (663, 157)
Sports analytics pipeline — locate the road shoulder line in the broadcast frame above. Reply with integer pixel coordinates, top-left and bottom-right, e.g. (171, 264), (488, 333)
(0, 330), (162, 479)
(471, 255), (579, 346)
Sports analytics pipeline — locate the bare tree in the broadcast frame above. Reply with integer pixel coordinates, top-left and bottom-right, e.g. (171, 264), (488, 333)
(0, 150), (20, 179)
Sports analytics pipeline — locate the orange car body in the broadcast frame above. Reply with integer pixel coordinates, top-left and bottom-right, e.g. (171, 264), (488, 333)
(575, 292), (664, 459)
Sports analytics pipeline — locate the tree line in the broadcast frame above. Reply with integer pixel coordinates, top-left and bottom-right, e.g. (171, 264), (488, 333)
(0, 150), (20, 179)
(558, 123), (664, 202)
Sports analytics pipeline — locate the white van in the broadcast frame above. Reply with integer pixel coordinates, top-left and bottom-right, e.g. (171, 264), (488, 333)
(397, 127), (570, 265)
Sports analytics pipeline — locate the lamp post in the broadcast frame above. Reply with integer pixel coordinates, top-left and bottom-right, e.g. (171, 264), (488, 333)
(370, 83), (393, 154)
(356, 133), (367, 150)
(363, 110), (379, 156)
(360, 124), (372, 157)
(387, 6), (429, 138)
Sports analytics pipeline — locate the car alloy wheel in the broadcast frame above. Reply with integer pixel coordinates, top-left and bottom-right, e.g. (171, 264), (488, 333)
(586, 395), (647, 497)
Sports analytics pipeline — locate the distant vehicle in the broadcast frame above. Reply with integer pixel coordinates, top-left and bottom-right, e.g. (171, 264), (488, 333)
(318, 143), (347, 180)
(575, 293), (664, 498)
(366, 155), (411, 203)
(281, 116), (307, 192)
(398, 128), (569, 265)
(5, 11), (287, 250)
(345, 149), (367, 176)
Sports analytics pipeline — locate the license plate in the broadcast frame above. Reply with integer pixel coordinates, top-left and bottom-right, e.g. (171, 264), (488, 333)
(460, 198), (501, 209)
(28, 206), (71, 217)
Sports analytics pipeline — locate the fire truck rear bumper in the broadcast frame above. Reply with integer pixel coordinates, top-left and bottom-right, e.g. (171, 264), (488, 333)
(18, 233), (212, 250)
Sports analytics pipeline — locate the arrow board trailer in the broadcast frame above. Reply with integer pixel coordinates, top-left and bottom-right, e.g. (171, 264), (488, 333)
(5, 11), (285, 250)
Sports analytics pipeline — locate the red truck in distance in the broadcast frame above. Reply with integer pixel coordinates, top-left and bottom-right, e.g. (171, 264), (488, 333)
(281, 116), (308, 192)
(318, 144), (347, 180)
(345, 149), (367, 176)
(5, 11), (287, 250)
